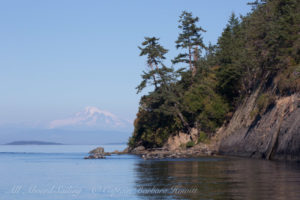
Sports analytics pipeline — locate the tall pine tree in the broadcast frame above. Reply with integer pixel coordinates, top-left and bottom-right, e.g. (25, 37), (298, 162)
(173, 11), (206, 77)
(137, 37), (168, 92)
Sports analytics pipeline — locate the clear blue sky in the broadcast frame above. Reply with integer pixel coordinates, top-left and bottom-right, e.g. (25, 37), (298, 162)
(0, 0), (251, 126)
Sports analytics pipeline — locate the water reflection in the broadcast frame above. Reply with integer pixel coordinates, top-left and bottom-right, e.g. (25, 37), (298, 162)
(134, 157), (300, 200)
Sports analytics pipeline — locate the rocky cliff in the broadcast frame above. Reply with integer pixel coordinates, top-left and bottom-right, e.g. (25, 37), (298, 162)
(130, 88), (300, 161)
(217, 88), (300, 161)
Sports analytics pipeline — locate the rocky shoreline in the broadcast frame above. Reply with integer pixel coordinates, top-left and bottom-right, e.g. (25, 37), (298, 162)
(129, 143), (217, 159)
(85, 143), (217, 160)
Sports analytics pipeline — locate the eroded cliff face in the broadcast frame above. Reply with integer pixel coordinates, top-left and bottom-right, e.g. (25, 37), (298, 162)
(163, 128), (199, 150)
(217, 89), (300, 161)
(130, 86), (299, 161)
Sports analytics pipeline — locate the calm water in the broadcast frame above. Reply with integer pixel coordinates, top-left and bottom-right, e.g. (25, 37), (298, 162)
(0, 145), (300, 200)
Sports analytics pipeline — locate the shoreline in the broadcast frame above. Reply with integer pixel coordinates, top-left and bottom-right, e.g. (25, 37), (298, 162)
(88, 143), (218, 160)
(95, 143), (299, 162)
(129, 145), (215, 160)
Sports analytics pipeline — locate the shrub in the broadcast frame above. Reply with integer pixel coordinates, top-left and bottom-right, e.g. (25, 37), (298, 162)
(250, 108), (259, 119)
(257, 94), (270, 111)
(186, 141), (195, 148)
(197, 131), (208, 143)
(250, 92), (276, 119)
(275, 65), (300, 95)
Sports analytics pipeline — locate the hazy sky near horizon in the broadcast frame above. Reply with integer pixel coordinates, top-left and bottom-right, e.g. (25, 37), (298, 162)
(0, 0), (251, 127)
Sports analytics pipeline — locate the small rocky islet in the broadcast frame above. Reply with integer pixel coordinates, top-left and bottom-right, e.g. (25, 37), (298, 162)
(84, 147), (129, 159)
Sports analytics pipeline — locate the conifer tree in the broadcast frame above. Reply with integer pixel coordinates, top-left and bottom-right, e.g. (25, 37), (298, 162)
(216, 13), (243, 101)
(173, 11), (206, 77)
(137, 37), (168, 92)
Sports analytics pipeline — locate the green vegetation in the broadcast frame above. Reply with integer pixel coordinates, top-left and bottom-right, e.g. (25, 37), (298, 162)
(129, 0), (300, 148)
(185, 141), (195, 148)
(275, 64), (300, 94)
(251, 92), (276, 119)
(173, 11), (206, 78)
(197, 131), (208, 143)
(257, 93), (275, 112)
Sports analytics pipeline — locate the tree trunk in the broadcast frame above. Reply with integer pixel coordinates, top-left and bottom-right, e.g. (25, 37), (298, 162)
(188, 46), (193, 73)
(174, 103), (191, 132)
(149, 63), (158, 89)
(192, 47), (199, 77)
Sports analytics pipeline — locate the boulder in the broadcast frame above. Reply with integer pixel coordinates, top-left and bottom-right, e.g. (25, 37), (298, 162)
(89, 147), (104, 155)
(131, 146), (147, 154)
(85, 147), (106, 159)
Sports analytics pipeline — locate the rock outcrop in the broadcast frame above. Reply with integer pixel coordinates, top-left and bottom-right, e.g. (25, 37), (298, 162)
(85, 147), (110, 159)
(130, 146), (147, 154)
(217, 91), (300, 161)
(129, 127), (217, 159)
(130, 145), (215, 160)
(85, 147), (130, 159)
(130, 141), (217, 159)
(130, 90), (300, 161)
(129, 92), (299, 161)
(141, 144), (216, 160)
(163, 128), (199, 150)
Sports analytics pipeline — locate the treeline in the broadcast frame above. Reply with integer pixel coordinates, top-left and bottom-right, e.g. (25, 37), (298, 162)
(129, 0), (300, 148)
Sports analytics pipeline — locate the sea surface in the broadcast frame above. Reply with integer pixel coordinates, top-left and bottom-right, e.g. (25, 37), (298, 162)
(0, 144), (300, 200)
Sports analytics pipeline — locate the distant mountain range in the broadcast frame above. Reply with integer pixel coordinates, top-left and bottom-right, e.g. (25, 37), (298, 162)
(5, 141), (63, 145)
(48, 106), (132, 131)
(0, 106), (133, 145)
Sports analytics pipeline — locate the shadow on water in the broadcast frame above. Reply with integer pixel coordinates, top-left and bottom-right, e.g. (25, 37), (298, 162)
(133, 157), (300, 200)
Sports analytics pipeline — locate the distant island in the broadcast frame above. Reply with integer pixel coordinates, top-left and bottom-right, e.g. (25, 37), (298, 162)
(5, 141), (63, 145)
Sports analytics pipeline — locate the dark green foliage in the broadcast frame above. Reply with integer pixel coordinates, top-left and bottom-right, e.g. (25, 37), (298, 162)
(129, 0), (300, 148)
(275, 64), (300, 94)
(132, 66), (191, 147)
(216, 13), (249, 103)
(197, 131), (208, 143)
(245, 0), (300, 72)
(137, 37), (168, 91)
(139, 37), (168, 70)
(130, 107), (182, 148)
(185, 141), (195, 148)
(216, 0), (300, 105)
(173, 11), (206, 77)
(183, 74), (229, 134)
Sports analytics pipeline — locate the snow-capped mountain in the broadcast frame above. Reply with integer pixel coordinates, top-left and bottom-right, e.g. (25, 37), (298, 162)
(48, 106), (132, 131)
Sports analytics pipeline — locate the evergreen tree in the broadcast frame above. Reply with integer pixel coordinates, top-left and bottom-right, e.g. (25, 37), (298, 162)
(173, 11), (206, 77)
(137, 37), (168, 92)
(130, 1), (300, 148)
(216, 13), (244, 102)
(139, 37), (168, 70)
(136, 37), (190, 132)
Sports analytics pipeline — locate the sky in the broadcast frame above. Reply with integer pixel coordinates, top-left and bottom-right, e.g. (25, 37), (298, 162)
(0, 0), (252, 128)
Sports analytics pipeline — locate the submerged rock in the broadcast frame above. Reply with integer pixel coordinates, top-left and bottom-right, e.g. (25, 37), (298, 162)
(85, 154), (105, 159)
